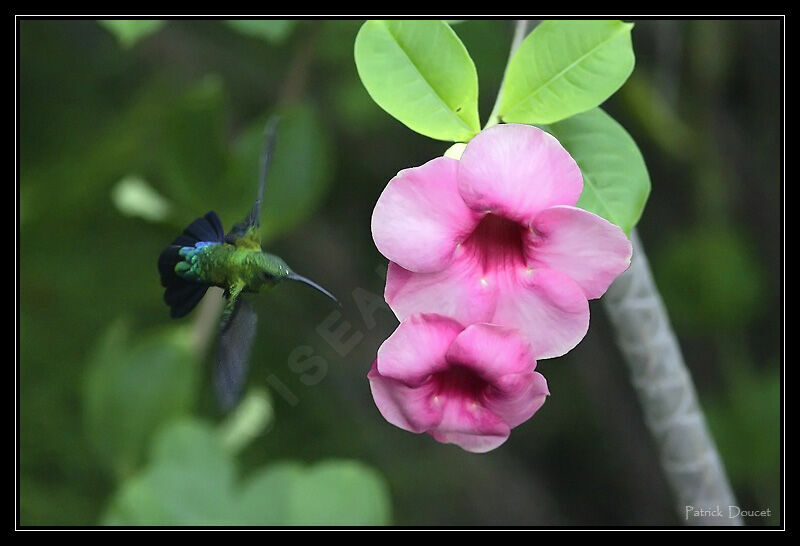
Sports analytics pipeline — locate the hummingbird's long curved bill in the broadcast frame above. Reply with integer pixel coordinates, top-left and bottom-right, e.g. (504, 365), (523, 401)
(286, 273), (340, 305)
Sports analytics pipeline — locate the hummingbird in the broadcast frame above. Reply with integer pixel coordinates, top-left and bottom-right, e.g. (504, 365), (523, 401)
(157, 117), (337, 410)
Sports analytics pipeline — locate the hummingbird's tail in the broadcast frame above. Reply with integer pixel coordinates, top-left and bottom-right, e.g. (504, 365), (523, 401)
(158, 211), (225, 318)
(286, 272), (340, 305)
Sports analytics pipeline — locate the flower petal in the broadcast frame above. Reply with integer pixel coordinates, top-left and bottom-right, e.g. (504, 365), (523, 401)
(446, 323), (537, 380)
(528, 206), (632, 299)
(429, 396), (511, 453)
(429, 429), (510, 453)
(458, 124), (583, 223)
(483, 371), (549, 429)
(385, 252), (496, 326)
(492, 268), (589, 359)
(368, 360), (442, 433)
(376, 313), (463, 386)
(372, 157), (481, 273)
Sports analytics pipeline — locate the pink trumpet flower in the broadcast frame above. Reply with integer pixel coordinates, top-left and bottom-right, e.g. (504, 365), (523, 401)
(372, 123), (632, 359)
(368, 314), (549, 453)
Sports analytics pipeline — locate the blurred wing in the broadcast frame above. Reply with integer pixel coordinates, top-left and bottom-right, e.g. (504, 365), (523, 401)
(214, 297), (258, 412)
(225, 116), (281, 249)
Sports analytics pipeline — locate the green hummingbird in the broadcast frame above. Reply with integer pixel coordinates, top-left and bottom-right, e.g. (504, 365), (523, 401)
(158, 117), (337, 410)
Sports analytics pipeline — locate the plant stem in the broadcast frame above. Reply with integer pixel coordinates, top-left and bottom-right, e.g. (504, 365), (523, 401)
(603, 230), (742, 525)
(484, 19), (533, 129)
(192, 287), (224, 357)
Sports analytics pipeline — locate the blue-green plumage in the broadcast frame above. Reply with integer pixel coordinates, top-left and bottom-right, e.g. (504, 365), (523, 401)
(157, 117), (337, 410)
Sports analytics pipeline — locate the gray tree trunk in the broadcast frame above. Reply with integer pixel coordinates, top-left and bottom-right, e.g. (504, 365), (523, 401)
(603, 229), (742, 526)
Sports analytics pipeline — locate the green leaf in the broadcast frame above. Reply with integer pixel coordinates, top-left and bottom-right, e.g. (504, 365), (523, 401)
(500, 20), (635, 124)
(238, 460), (391, 525)
(283, 460), (391, 525)
(100, 20), (165, 48)
(225, 20), (296, 43)
(104, 419), (392, 526)
(235, 462), (303, 525)
(82, 322), (201, 478)
(354, 20), (480, 142)
(103, 420), (237, 525)
(543, 108), (650, 234)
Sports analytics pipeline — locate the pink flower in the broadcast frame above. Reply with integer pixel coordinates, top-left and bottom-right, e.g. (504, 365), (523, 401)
(372, 123), (632, 359)
(368, 313), (549, 453)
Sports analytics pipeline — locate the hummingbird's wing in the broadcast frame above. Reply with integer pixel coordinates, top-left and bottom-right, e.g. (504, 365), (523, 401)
(215, 288), (257, 412)
(225, 116), (281, 250)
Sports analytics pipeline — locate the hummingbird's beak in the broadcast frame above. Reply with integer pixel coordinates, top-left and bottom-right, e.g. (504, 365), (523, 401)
(286, 273), (340, 306)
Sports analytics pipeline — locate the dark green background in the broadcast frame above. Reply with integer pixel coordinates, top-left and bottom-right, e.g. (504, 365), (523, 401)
(19, 19), (782, 526)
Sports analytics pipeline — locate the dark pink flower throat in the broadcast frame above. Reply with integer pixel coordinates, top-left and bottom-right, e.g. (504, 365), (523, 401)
(433, 365), (487, 401)
(462, 214), (527, 273)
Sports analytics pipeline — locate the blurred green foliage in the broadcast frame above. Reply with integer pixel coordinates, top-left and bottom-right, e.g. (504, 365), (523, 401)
(706, 363), (780, 514)
(225, 20), (296, 43)
(100, 20), (166, 48)
(655, 229), (764, 333)
(83, 321), (200, 478)
(19, 19), (781, 526)
(105, 419), (390, 525)
(111, 175), (172, 222)
(20, 18), (387, 526)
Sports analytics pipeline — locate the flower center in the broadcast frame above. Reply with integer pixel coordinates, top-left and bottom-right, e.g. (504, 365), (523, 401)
(461, 214), (527, 273)
(433, 365), (487, 401)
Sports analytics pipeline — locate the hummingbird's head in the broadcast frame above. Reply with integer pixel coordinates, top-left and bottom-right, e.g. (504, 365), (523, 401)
(251, 252), (291, 291)
(252, 252), (339, 304)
